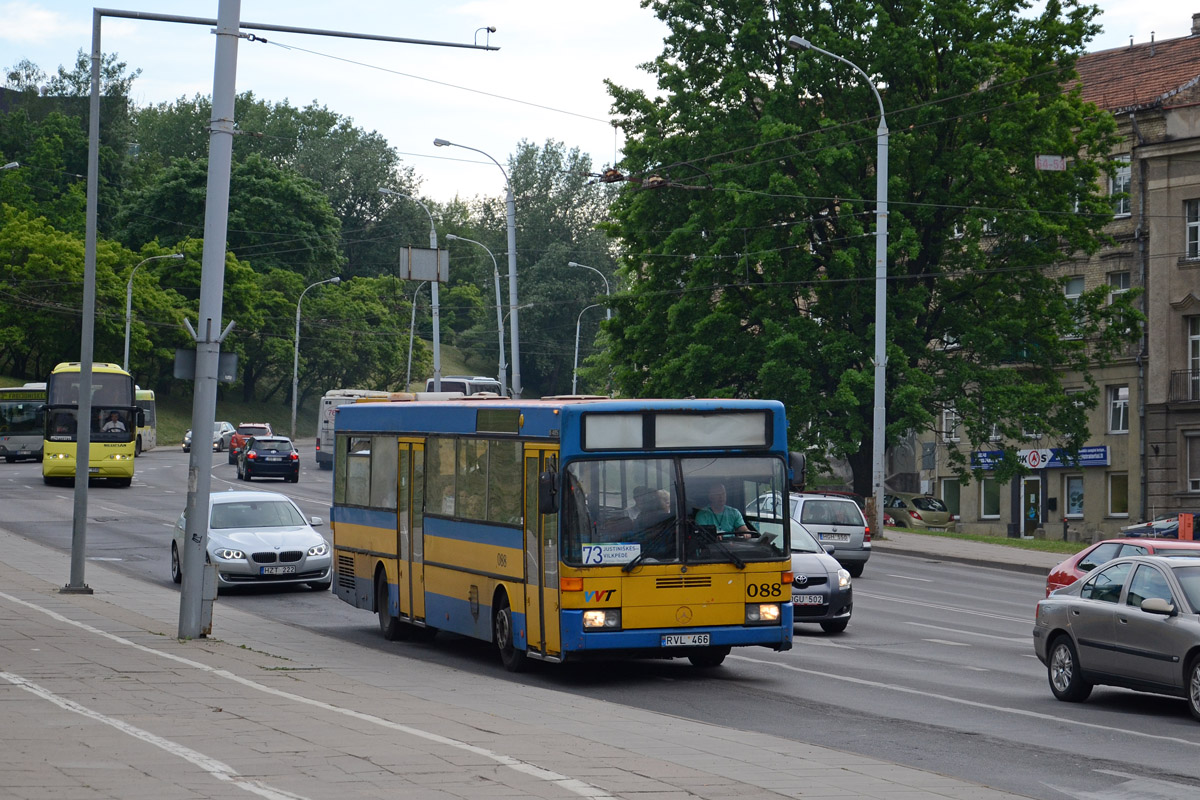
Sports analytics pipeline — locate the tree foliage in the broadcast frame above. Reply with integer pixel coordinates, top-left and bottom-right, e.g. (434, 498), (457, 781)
(604, 0), (1141, 491)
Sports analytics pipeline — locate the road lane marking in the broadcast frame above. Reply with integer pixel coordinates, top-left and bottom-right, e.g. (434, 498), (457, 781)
(730, 653), (1200, 747)
(0, 590), (617, 800)
(856, 590), (1030, 625)
(1, 671), (308, 800)
(921, 638), (971, 647)
(885, 574), (933, 582)
(906, 621), (1027, 643)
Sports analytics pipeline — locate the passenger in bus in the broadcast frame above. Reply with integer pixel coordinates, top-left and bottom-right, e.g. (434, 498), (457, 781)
(696, 483), (751, 538)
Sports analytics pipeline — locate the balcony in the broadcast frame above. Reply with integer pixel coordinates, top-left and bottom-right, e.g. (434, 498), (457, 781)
(1168, 370), (1200, 403)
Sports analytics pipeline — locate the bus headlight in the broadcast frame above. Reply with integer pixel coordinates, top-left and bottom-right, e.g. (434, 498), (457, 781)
(582, 609), (621, 630)
(745, 603), (781, 624)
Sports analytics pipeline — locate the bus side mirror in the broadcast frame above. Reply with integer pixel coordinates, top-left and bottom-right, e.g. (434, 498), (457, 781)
(137, 409), (145, 427)
(538, 470), (559, 515)
(789, 451), (806, 492)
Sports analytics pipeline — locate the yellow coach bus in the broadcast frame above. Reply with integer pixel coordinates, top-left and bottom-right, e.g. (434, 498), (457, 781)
(331, 395), (800, 671)
(43, 362), (138, 487)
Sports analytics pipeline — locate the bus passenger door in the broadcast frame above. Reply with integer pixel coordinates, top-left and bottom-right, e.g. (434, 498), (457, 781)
(524, 445), (560, 658)
(396, 438), (427, 622)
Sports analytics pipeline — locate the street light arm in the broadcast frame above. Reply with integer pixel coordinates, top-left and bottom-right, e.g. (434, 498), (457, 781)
(379, 187), (437, 249)
(433, 138), (511, 191)
(786, 35), (886, 126)
(123, 253), (184, 371)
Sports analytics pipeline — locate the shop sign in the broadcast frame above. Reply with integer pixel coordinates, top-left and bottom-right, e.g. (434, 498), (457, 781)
(970, 445), (1109, 470)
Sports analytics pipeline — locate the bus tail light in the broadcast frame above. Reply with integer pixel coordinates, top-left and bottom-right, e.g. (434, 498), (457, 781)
(560, 577), (583, 592)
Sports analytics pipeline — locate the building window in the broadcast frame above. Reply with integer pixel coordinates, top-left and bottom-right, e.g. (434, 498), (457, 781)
(1109, 156), (1131, 217)
(1191, 317), (1200, 401)
(941, 478), (961, 517)
(1108, 473), (1129, 517)
(1108, 385), (1129, 433)
(1189, 436), (1200, 492)
(1063, 276), (1084, 339)
(1188, 200), (1200, 260)
(981, 477), (1000, 519)
(1064, 474), (1084, 518)
(1107, 270), (1130, 303)
(942, 406), (960, 443)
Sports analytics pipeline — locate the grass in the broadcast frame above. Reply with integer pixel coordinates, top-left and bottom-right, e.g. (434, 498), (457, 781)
(879, 526), (1084, 555)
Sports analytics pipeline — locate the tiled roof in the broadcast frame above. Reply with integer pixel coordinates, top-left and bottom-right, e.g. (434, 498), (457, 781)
(1075, 33), (1200, 112)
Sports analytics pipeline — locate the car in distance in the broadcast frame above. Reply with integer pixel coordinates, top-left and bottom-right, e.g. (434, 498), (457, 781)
(789, 526), (853, 633)
(1045, 537), (1200, 596)
(748, 491), (870, 577)
(183, 420), (237, 453)
(884, 492), (956, 531)
(170, 489), (331, 590)
(228, 422), (272, 464)
(1033, 555), (1200, 720)
(237, 435), (299, 482)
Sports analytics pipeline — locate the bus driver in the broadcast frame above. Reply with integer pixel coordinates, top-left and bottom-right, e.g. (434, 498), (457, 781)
(695, 483), (751, 538)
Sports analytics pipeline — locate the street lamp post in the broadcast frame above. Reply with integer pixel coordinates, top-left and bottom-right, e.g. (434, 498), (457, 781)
(379, 187), (442, 391)
(788, 35), (889, 539)
(1, 161), (18, 170)
(433, 138), (522, 398)
(292, 276), (341, 439)
(573, 303), (601, 395)
(406, 280), (426, 390)
(566, 261), (611, 320)
(123, 253), (183, 372)
(446, 234), (507, 396)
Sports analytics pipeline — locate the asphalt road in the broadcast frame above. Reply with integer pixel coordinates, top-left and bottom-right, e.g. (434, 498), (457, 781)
(5, 445), (1200, 800)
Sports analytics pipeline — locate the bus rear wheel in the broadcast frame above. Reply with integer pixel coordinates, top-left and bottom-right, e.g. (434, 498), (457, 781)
(376, 572), (403, 641)
(493, 594), (527, 672)
(135, 437), (142, 456)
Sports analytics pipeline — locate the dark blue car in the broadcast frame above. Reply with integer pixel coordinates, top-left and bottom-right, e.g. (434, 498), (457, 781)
(236, 436), (300, 483)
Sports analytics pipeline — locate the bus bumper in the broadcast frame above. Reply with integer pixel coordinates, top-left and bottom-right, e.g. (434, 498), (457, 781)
(559, 608), (793, 654)
(42, 453), (133, 478)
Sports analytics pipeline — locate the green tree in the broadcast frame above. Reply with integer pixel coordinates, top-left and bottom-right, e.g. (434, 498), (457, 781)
(119, 154), (343, 280)
(460, 139), (617, 396)
(604, 0), (1141, 493)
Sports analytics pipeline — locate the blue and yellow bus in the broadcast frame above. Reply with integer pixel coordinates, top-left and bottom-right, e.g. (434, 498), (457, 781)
(43, 362), (138, 487)
(331, 396), (798, 670)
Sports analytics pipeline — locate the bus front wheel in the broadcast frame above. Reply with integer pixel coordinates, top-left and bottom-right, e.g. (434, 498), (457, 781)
(687, 646), (730, 668)
(493, 593), (527, 672)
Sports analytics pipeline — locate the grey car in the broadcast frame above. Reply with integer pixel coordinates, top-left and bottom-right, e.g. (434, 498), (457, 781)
(789, 493), (870, 577)
(1033, 555), (1200, 720)
(171, 489), (332, 591)
(790, 526), (853, 633)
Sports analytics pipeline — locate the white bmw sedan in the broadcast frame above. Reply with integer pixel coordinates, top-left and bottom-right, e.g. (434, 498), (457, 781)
(171, 490), (332, 591)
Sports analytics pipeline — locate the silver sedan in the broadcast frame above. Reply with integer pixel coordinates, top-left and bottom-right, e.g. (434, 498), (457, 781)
(171, 489), (332, 591)
(1033, 555), (1200, 720)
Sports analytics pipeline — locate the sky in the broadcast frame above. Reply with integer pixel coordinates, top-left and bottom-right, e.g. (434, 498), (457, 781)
(1, 0), (1194, 203)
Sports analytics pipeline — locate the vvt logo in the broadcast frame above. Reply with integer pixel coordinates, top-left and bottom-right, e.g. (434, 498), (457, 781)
(584, 589), (616, 602)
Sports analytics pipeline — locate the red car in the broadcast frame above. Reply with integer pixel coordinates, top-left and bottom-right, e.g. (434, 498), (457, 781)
(1044, 537), (1200, 596)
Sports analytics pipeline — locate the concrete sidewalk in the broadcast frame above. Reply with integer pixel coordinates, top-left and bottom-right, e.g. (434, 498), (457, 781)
(872, 528), (1065, 575)
(0, 523), (1041, 800)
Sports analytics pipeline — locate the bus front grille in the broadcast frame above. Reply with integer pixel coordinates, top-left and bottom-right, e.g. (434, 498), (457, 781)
(655, 576), (712, 589)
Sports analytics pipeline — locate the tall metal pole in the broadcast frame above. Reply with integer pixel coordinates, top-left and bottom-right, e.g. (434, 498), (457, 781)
(433, 139), (521, 397)
(124, 254), (183, 372)
(567, 261), (611, 320)
(63, 11), (106, 595)
(179, 0), (242, 638)
(379, 188), (441, 390)
(446, 234), (507, 396)
(788, 36), (888, 539)
(406, 281), (426, 390)
(573, 304), (601, 395)
(292, 277), (340, 439)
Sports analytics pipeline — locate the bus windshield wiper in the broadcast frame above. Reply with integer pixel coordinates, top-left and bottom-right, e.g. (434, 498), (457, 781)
(623, 515), (676, 573)
(692, 523), (745, 569)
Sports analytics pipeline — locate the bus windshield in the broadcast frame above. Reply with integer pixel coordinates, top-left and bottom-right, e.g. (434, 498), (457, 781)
(562, 455), (788, 567)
